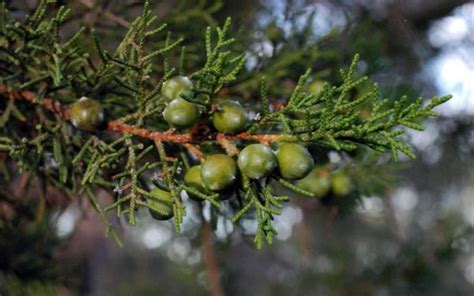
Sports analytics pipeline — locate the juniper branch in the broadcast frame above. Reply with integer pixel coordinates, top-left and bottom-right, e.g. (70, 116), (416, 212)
(0, 1), (451, 249)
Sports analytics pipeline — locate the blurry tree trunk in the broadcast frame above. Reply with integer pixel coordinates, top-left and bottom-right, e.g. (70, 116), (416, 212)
(202, 221), (224, 296)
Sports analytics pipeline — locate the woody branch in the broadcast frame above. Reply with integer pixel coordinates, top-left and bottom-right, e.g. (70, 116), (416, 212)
(0, 84), (291, 146)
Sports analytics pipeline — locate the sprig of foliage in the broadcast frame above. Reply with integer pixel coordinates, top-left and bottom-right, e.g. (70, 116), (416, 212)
(251, 55), (451, 159)
(232, 177), (289, 249)
(0, 1), (450, 248)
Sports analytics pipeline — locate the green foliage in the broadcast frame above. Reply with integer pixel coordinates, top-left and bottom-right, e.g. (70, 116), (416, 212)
(1, 275), (59, 296)
(251, 55), (450, 160)
(0, 1), (450, 249)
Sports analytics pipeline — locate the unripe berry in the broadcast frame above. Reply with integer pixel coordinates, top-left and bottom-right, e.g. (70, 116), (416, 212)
(295, 166), (331, 198)
(276, 142), (314, 180)
(238, 144), (276, 179)
(201, 154), (237, 192)
(163, 98), (200, 129)
(184, 165), (207, 192)
(161, 76), (193, 101)
(212, 100), (248, 134)
(184, 165), (208, 202)
(185, 165), (234, 201)
(148, 187), (174, 220)
(331, 172), (352, 196)
(69, 97), (104, 131)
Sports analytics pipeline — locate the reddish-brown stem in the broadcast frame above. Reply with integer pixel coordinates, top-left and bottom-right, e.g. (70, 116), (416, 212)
(0, 84), (286, 145)
(0, 85), (71, 118)
(216, 133), (238, 156)
(182, 143), (204, 161)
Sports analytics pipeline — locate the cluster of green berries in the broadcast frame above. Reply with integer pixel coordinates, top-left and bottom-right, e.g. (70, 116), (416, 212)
(183, 142), (315, 197)
(68, 77), (351, 221)
(68, 76), (250, 134)
(296, 167), (353, 198)
(161, 76), (249, 132)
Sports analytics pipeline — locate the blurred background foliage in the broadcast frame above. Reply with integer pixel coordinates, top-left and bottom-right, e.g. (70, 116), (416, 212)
(1, 0), (473, 295)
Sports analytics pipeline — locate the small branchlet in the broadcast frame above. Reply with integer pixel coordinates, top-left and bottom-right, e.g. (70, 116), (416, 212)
(0, 2), (450, 248)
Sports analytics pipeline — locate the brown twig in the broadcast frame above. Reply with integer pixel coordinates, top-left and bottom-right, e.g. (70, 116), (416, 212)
(0, 84), (287, 145)
(0, 86), (70, 119)
(182, 143), (204, 161)
(216, 133), (238, 156)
